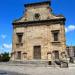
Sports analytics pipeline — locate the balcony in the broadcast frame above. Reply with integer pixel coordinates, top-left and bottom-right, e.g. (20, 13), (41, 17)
(51, 41), (60, 43)
(51, 41), (61, 45)
(16, 43), (23, 48)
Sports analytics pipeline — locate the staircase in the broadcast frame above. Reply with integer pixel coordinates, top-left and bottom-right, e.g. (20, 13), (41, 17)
(0, 60), (68, 67)
(7, 60), (50, 67)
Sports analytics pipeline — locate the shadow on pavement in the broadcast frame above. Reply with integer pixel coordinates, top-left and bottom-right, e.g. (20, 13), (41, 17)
(0, 70), (29, 75)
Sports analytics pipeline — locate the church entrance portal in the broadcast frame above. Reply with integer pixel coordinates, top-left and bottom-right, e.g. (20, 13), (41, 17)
(33, 46), (41, 59)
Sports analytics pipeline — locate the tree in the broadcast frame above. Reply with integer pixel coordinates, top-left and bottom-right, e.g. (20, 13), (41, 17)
(0, 52), (10, 62)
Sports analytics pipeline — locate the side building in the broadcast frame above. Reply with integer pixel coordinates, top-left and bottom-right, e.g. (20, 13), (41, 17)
(66, 46), (75, 63)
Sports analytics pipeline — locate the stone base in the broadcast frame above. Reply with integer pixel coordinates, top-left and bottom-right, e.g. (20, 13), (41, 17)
(9, 60), (50, 67)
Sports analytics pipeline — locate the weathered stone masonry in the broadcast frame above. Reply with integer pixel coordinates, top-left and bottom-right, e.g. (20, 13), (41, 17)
(11, 1), (66, 62)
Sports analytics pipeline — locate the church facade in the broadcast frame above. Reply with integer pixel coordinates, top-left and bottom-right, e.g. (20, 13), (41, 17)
(11, 1), (67, 62)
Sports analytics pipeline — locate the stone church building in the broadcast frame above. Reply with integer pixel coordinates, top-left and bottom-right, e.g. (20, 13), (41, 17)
(11, 1), (67, 62)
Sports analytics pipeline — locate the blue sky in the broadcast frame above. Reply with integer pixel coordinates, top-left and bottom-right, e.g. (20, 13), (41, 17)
(0, 0), (75, 53)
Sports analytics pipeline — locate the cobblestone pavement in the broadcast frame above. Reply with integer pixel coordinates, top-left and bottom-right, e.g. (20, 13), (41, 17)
(0, 64), (75, 75)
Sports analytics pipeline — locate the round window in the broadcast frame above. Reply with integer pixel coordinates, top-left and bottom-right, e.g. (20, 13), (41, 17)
(34, 13), (40, 20)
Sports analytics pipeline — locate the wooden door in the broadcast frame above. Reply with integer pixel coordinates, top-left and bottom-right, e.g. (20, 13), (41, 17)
(34, 46), (41, 59)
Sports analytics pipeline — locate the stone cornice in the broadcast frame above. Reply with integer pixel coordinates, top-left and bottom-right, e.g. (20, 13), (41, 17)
(12, 18), (66, 27)
(24, 1), (51, 7)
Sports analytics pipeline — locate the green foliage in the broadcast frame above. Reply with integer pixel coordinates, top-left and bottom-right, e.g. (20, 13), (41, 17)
(0, 52), (10, 62)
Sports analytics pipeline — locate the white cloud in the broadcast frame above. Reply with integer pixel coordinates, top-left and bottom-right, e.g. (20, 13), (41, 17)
(1, 34), (6, 39)
(65, 25), (75, 32)
(3, 43), (12, 49)
(0, 44), (12, 53)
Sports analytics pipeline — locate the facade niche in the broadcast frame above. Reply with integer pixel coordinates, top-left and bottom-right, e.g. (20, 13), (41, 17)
(53, 50), (59, 60)
(16, 51), (21, 59)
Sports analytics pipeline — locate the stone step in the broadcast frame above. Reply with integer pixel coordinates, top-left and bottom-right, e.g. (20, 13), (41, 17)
(0, 60), (61, 67)
(9, 60), (49, 65)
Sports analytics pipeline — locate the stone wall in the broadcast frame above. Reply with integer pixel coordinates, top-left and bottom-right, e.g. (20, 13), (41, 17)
(11, 1), (66, 61)
(11, 22), (66, 61)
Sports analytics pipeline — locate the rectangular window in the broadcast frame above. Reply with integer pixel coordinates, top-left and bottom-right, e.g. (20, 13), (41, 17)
(16, 33), (23, 43)
(73, 47), (75, 57)
(66, 47), (70, 57)
(52, 30), (59, 41)
(53, 32), (58, 41)
(16, 33), (23, 47)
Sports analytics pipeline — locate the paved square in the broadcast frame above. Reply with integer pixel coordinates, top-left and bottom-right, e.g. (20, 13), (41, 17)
(0, 64), (75, 75)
